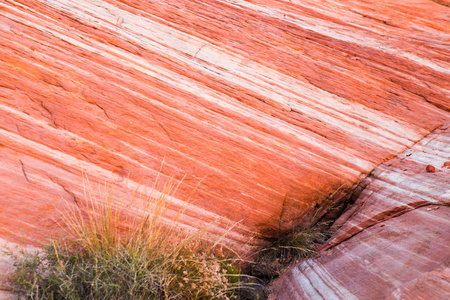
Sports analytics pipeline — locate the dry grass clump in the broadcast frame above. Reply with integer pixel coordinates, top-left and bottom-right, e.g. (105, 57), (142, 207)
(5, 173), (250, 300)
(248, 185), (351, 280)
(248, 224), (330, 281)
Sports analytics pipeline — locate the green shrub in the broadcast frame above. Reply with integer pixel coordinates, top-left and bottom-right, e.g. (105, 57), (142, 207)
(5, 173), (251, 300)
(7, 240), (242, 300)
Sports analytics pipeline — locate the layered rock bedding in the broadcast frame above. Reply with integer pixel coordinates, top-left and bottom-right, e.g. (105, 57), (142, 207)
(0, 1), (449, 298)
(1, 0), (448, 250)
(270, 121), (450, 299)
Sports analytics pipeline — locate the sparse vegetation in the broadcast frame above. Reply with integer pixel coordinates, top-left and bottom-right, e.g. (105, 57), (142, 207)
(4, 172), (337, 300)
(246, 189), (348, 284)
(248, 224), (330, 281)
(4, 173), (253, 300)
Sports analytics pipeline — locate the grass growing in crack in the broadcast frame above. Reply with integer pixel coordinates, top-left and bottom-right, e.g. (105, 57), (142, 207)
(4, 173), (255, 300)
(249, 224), (330, 280)
(248, 186), (351, 281)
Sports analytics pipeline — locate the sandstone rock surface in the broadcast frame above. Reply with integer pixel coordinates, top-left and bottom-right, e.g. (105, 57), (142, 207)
(0, 0), (449, 252)
(270, 121), (450, 299)
(0, 238), (38, 299)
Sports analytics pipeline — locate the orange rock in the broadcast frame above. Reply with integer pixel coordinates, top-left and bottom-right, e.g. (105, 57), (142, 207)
(0, 0), (449, 256)
(426, 164), (436, 172)
(443, 161), (450, 168)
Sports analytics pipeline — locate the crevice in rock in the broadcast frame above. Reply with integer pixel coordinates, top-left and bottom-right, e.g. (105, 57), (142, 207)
(431, 0), (450, 7)
(151, 113), (174, 142)
(15, 124), (21, 135)
(19, 160), (29, 183)
(348, 8), (396, 28)
(319, 120), (450, 250)
(323, 203), (449, 251)
(387, 77), (450, 113)
(193, 43), (208, 59)
(277, 194), (288, 231)
(46, 174), (79, 207)
(93, 102), (111, 120)
(40, 101), (57, 127)
(401, 86), (449, 113)
(248, 182), (362, 291)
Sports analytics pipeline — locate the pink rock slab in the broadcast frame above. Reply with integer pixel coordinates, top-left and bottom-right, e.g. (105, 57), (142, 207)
(271, 121), (450, 299)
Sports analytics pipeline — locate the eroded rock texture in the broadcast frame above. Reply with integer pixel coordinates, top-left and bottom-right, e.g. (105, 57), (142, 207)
(270, 122), (450, 299)
(0, 0), (449, 252)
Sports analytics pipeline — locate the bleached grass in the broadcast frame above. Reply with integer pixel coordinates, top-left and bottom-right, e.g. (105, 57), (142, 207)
(6, 172), (249, 299)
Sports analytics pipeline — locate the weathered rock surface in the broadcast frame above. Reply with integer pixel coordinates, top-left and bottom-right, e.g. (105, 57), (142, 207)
(270, 121), (450, 299)
(0, 238), (38, 299)
(0, 0), (449, 253)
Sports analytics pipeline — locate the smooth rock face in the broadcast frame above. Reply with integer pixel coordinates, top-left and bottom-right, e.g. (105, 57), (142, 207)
(0, 0), (449, 252)
(270, 122), (450, 299)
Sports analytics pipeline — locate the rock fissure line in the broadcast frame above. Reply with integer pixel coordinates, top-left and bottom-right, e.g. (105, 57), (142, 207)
(321, 121), (450, 250)
(19, 159), (29, 183)
(323, 203), (449, 251)
(431, 0), (450, 7)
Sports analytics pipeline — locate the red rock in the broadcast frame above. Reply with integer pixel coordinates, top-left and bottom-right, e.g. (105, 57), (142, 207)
(426, 164), (436, 172)
(271, 207), (450, 300)
(385, 267), (450, 300)
(443, 161), (450, 168)
(271, 121), (450, 299)
(0, 0), (449, 256)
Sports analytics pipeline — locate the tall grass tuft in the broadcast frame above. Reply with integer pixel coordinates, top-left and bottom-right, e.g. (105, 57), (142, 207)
(5, 172), (250, 299)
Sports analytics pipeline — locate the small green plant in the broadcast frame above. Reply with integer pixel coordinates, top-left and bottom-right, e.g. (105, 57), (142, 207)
(5, 173), (252, 299)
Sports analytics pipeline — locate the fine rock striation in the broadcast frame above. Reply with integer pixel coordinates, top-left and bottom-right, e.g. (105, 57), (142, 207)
(0, 0), (449, 253)
(270, 121), (450, 299)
